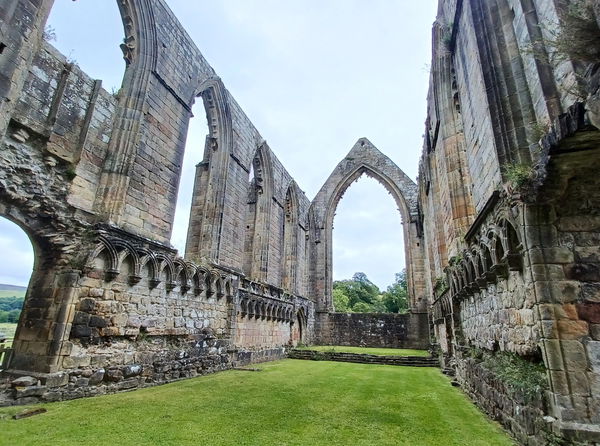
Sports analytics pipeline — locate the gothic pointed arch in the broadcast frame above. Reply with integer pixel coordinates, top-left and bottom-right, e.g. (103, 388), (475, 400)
(309, 138), (426, 312)
(94, 0), (160, 223)
(185, 76), (234, 262)
(243, 143), (274, 282)
(282, 181), (300, 293)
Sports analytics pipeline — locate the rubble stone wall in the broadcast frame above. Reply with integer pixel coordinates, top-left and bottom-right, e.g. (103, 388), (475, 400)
(316, 313), (430, 350)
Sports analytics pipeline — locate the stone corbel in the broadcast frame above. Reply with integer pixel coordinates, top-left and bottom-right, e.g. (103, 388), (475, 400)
(105, 269), (120, 282)
(129, 274), (142, 286)
(483, 270), (497, 283)
(149, 278), (161, 290)
(490, 263), (508, 279)
(506, 253), (523, 271)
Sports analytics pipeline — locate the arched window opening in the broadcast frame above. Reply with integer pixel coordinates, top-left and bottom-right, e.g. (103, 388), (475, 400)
(332, 175), (405, 313)
(243, 160), (259, 276)
(243, 148), (272, 281)
(171, 100), (210, 255)
(0, 217), (35, 364)
(506, 222), (523, 271)
(282, 186), (298, 293)
(495, 236), (505, 264)
(482, 245), (493, 273)
(46, 1), (125, 93)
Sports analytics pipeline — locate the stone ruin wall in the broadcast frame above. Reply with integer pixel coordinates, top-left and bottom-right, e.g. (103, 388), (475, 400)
(420, 0), (600, 443)
(317, 313), (430, 350)
(0, 0), (315, 405)
(4, 2), (600, 444)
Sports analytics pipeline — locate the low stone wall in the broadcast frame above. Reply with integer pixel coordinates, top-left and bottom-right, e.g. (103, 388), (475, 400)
(456, 357), (549, 446)
(289, 349), (438, 367)
(0, 340), (287, 406)
(316, 312), (430, 349)
(234, 347), (287, 366)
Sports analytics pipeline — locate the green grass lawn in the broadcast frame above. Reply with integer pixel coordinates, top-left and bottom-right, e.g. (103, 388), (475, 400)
(297, 345), (430, 357)
(0, 359), (514, 446)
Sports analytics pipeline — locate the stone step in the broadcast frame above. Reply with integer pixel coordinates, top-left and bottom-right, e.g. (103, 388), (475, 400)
(288, 350), (439, 367)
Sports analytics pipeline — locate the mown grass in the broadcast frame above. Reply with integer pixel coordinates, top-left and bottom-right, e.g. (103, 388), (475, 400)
(297, 345), (430, 357)
(0, 360), (514, 446)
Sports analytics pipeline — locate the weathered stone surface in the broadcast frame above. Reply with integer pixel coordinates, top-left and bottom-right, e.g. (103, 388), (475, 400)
(105, 369), (123, 383)
(15, 386), (46, 399)
(317, 313), (429, 350)
(11, 377), (38, 387)
(420, 0), (600, 442)
(122, 365), (142, 378)
(577, 303), (600, 324)
(88, 369), (105, 385)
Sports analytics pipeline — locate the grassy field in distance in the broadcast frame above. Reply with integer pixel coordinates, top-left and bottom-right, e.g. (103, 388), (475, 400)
(0, 284), (26, 299)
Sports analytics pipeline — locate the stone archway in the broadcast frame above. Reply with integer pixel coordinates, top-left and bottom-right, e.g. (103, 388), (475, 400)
(291, 308), (306, 346)
(308, 138), (426, 314)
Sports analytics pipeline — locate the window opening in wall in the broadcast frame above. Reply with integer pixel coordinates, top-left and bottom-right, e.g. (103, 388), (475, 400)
(171, 101), (210, 255)
(332, 175), (406, 314)
(282, 186), (298, 293)
(46, 1), (125, 93)
(0, 217), (34, 368)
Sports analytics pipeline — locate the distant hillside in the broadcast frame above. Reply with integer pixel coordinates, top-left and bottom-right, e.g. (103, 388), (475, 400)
(0, 284), (27, 299)
(0, 284), (26, 291)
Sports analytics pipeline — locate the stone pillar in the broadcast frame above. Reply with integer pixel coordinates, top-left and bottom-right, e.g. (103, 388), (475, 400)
(524, 199), (600, 442)
(10, 269), (80, 374)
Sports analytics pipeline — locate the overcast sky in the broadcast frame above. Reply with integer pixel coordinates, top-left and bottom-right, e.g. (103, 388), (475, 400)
(0, 0), (436, 290)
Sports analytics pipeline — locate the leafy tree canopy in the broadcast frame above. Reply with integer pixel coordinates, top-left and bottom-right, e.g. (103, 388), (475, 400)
(332, 270), (408, 314)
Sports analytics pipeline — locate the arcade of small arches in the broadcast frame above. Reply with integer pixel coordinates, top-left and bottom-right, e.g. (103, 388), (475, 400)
(88, 233), (235, 299)
(445, 217), (523, 300)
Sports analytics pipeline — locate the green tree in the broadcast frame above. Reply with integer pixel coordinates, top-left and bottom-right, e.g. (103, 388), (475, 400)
(332, 271), (409, 313)
(332, 288), (351, 312)
(381, 270), (409, 313)
(333, 272), (380, 309)
(7, 309), (20, 323)
(352, 302), (372, 313)
(0, 297), (24, 312)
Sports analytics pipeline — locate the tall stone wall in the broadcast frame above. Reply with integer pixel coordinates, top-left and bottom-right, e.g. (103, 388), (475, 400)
(421, 0), (600, 443)
(0, 0), (316, 405)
